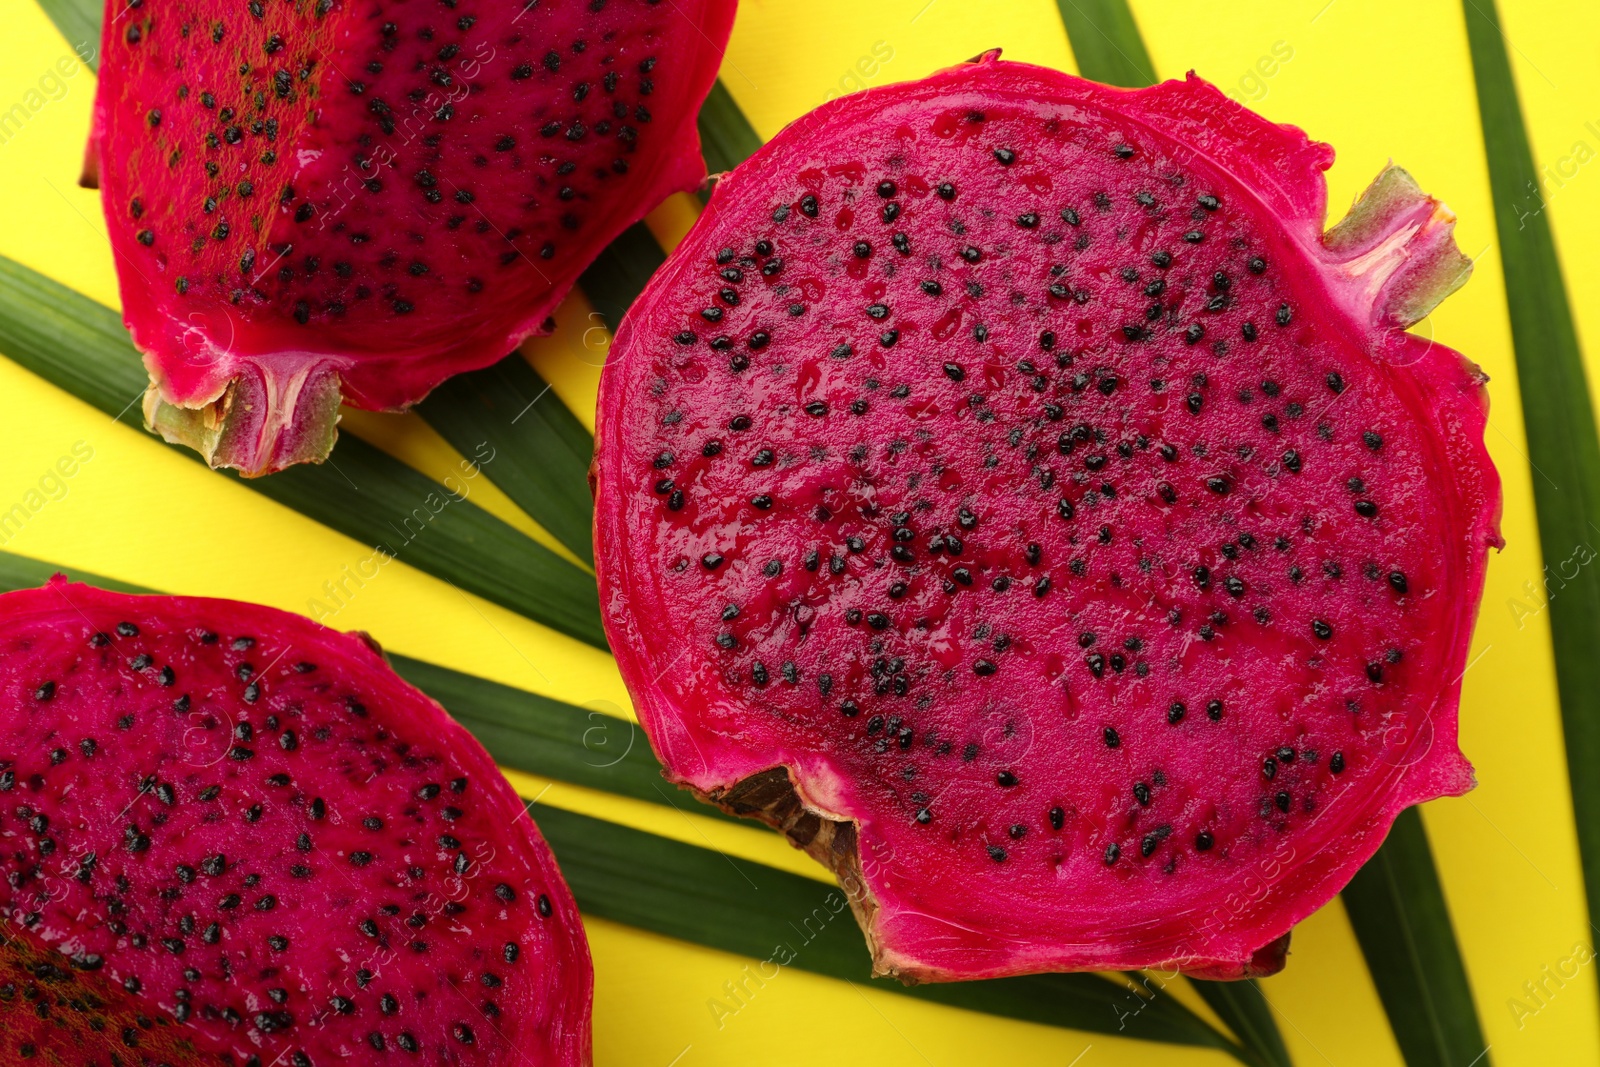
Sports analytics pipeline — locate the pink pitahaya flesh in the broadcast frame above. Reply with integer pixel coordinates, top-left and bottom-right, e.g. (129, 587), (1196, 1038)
(594, 55), (1502, 982)
(0, 579), (592, 1063)
(88, 0), (736, 476)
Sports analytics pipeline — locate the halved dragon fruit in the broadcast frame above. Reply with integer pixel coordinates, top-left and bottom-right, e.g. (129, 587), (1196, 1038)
(0, 578), (592, 1063)
(87, 0), (736, 475)
(594, 55), (1501, 981)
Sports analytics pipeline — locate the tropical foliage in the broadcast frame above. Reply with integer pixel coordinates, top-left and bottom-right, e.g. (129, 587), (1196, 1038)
(0, 0), (1593, 1062)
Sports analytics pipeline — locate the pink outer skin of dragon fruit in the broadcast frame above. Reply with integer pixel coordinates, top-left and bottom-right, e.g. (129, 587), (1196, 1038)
(0, 578), (592, 1064)
(593, 54), (1502, 982)
(86, 0), (736, 476)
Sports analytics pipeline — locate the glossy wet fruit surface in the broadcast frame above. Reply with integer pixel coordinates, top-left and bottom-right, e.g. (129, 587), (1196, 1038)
(0, 579), (592, 1063)
(595, 56), (1500, 981)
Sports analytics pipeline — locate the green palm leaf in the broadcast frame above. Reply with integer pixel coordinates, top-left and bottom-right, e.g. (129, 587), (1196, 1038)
(1344, 808), (1490, 1066)
(0, 548), (141, 593)
(384, 653), (753, 825)
(577, 221), (668, 334)
(1053, 0), (1157, 87)
(697, 79), (766, 176)
(1190, 980), (1292, 1067)
(1462, 0), (1600, 1026)
(0, 254), (607, 649)
(37, 0), (98, 65)
(417, 357), (597, 567)
(537, 803), (1255, 1057)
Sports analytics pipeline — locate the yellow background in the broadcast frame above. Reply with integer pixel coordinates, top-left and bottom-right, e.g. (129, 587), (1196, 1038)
(1, 0), (1597, 1062)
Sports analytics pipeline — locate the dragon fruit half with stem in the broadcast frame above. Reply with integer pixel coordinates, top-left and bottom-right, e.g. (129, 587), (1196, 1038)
(85, 0), (736, 475)
(0, 578), (592, 1063)
(594, 53), (1501, 982)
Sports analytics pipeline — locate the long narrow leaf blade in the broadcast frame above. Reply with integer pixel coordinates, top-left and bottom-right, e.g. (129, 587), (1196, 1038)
(37, 0), (99, 65)
(417, 358), (597, 566)
(534, 803), (1246, 1055)
(578, 222), (667, 332)
(1463, 0), (1600, 1010)
(0, 550), (142, 594)
(1191, 980), (1292, 1067)
(385, 653), (750, 824)
(1054, 0), (1156, 87)
(697, 79), (765, 176)
(0, 254), (607, 648)
(1343, 808), (1489, 1066)
(252, 437), (605, 645)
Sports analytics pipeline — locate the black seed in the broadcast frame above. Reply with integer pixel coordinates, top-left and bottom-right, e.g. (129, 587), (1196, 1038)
(1207, 700), (1223, 721)
(1103, 727), (1120, 748)
(1104, 842), (1120, 865)
(1195, 831), (1214, 851)
(1311, 619), (1334, 640)
(993, 148), (1016, 165)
